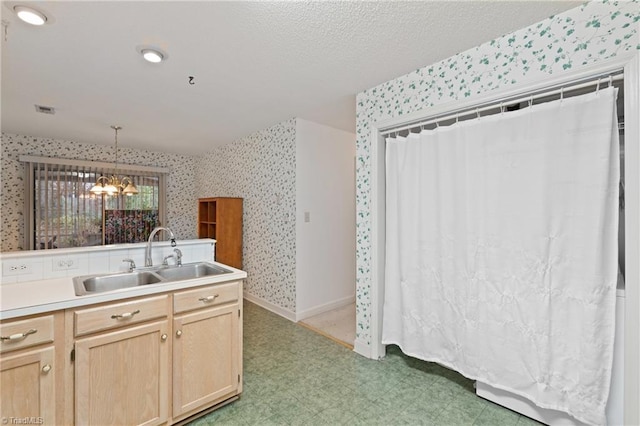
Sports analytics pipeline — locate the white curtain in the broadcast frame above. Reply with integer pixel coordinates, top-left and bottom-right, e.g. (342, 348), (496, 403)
(383, 87), (619, 425)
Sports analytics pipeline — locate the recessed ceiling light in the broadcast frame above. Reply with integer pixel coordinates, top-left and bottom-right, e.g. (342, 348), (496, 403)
(141, 49), (164, 63)
(13, 5), (47, 26)
(135, 45), (168, 64)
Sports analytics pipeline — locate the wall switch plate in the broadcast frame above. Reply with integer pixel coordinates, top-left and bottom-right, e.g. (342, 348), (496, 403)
(304, 212), (311, 223)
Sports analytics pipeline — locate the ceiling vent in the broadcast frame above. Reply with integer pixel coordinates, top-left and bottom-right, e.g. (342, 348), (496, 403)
(35, 104), (55, 114)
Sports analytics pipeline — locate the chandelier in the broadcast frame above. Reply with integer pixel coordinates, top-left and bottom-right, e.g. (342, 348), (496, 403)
(89, 126), (139, 196)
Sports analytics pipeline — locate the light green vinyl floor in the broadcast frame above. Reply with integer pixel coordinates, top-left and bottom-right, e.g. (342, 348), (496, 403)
(190, 301), (541, 425)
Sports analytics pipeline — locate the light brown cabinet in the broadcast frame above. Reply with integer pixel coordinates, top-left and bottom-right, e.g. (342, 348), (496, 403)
(172, 305), (240, 420)
(172, 282), (242, 421)
(198, 198), (243, 269)
(72, 295), (171, 426)
(74, 321), (170, 425)
(62, 280), (242, 425)
(0, 313), (63, 426)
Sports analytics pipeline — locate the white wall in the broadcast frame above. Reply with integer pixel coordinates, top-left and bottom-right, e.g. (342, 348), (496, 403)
(295, 118), (356, 319)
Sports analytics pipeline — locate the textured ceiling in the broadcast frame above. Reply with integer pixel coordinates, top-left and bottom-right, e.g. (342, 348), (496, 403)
(1, 1), (580, 155)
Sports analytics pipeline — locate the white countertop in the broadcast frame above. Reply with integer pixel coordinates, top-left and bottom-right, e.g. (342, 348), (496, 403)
(0, 261), (247, 320)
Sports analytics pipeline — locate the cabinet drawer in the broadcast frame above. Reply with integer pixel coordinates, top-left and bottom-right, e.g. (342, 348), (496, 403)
(174, 282), (239, 314)
(74, 295), (169, 337)
(1, 314), (55, 354)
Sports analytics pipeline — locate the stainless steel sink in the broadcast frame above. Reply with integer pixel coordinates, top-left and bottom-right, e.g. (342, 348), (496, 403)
(74, 271), (163, 296)
(153, 262), (232, 281)
(73, 262), (233, 296)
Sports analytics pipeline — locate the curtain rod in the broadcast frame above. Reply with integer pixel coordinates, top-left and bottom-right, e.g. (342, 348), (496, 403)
(382, 72), (624, 137)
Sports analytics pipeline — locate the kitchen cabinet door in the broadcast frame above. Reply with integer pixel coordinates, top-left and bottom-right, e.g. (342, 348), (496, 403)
(0, 346), (56, 425)
(172, 304), (240, 420)
(74, 320), (169, 426)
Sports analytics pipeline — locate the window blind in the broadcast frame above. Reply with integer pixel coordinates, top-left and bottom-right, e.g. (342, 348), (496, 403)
(21, 156), (168, 250)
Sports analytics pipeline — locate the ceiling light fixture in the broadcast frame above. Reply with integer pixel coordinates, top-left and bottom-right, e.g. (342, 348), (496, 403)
(13, 5), (47, 26)
(90, 126), (139, 197)
(141, 48), (164, 63)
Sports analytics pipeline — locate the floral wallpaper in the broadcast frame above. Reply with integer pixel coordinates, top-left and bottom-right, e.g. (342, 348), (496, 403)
(1, 132), (198, 251)
(355, 1), (640, 348)
(196, 119), (297, 312)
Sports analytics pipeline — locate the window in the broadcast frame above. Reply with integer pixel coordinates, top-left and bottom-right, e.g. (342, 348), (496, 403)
(21, 156), (169, 250)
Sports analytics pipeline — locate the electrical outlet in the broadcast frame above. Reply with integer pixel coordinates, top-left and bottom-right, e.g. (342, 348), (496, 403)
(2, 262), (30, 276)
(304, 211), (311, 223)
(53, 257), (78, 271)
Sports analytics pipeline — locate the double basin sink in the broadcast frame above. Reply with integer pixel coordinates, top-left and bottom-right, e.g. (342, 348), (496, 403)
(73, 262), (233, 296)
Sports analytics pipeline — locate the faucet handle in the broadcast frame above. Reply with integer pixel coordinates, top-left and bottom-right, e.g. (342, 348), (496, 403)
(123, 258), (136, 272)
(173, 248), (183, 266)
(170, 238), (177, 247)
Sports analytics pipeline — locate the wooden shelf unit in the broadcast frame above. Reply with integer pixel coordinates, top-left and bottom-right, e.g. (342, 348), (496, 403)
(198, 198), (243, 269)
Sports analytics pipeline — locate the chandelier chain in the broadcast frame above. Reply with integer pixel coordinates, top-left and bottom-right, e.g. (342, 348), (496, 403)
(89, 125), (137, 196)
(111, 125), (121, 171)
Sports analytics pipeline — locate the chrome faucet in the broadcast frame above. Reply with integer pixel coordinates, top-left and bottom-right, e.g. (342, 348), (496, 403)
(122, 258), (136, 272)
(173, 248), (183, 266)
(163, 248), (183, 267)
(145, 227), (176, 267)
(162, 253), (175, 266)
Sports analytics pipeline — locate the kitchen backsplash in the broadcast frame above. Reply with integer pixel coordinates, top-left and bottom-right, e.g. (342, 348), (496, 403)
(0, 239), (214, 284)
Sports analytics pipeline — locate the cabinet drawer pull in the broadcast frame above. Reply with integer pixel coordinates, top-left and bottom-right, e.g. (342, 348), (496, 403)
(111, 309), (140, 320)
(0, 328), (37, 341)
(198, 295), (219, 303)
(42, 364), (52, 374)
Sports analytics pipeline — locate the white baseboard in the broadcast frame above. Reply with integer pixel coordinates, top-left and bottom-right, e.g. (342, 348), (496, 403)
(243, 292), (296, 322)
(295, 294), (355, 322)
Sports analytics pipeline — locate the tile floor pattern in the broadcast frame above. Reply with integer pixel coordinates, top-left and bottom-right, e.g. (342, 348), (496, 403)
(300, 302), (356, 347)
(190, 301), (542, 425)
